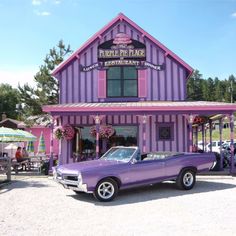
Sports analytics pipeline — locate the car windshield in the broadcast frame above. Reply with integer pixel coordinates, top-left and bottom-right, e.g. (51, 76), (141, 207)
(101, 147), (136, 162)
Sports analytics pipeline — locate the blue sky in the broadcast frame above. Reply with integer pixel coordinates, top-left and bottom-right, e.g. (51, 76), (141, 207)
(0, 0), (236, 87)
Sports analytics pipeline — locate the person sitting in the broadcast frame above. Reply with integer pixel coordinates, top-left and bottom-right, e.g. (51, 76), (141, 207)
(22, 147), (29, 158)
(15, 147), (30, 170)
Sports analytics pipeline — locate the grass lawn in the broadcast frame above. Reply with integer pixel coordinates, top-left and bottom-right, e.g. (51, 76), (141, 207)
(196, 128), (235, 143)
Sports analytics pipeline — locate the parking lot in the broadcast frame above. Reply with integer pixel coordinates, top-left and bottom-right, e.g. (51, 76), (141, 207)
(1, 175), (236, 236)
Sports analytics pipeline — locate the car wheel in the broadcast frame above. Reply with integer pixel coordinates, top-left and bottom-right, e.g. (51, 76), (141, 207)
(93, 178), (118, 202)
(176, 169), (196, 190)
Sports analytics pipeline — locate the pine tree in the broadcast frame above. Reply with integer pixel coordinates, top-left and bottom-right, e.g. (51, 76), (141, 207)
(187, 70), (204, 100)
(18, 40), (72, 116)
(0, 84), (20, 119)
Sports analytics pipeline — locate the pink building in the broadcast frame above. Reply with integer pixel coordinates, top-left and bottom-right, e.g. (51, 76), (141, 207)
(43, 13), (236, 172)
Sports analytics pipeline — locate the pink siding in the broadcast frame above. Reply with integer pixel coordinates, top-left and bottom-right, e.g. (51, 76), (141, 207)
(59, 114), (188, 164)
(97, 70), (106, 98)
(25, 127), (59, 155)
(58, 20), (188, 104)
(138, 69), (147, 98)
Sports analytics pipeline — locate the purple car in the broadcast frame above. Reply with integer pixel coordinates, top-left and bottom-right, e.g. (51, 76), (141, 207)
(53, 146), (215, 202)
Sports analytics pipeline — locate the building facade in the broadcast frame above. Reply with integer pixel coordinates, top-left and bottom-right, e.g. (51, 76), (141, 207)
(43, 13), (236, 171)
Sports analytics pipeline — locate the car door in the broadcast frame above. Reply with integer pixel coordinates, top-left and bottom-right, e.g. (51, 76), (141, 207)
(163, 156), (182, 179)
(121, 159), (165, 186)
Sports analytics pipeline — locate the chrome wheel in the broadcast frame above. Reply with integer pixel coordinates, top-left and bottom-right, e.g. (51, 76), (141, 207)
(97, 182), (115, 200)
(183, 172), (194, 187)
(176, 169), (196, 190)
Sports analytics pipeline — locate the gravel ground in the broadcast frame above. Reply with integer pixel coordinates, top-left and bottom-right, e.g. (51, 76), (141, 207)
(1, 175), (236, 236)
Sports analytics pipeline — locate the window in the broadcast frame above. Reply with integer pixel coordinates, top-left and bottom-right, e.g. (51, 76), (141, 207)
(108, 126), (138, 147)
(107, 67), (138, 97)
(157, 123), (174, 141)
(72, 127), (95, 157)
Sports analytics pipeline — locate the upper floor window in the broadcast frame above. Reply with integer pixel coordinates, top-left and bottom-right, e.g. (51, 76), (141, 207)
(107, 66), (138, 97)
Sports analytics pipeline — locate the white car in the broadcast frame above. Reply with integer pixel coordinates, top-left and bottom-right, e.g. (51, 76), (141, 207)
(197, 141), (205, 151)
(206, 141), (225, 153)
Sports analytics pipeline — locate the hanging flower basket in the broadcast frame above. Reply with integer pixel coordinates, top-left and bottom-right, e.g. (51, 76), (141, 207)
(193, 116), (208, 124)
(63, 124), (75, 140)
(90, 125), (115, 139)
(54, 126), (64, 140)
(54, 124), (75, 140)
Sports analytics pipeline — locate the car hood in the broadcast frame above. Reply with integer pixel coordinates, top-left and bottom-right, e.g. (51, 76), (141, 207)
(56, 159), (124, 175)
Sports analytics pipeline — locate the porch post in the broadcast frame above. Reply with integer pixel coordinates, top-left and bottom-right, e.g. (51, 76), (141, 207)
(188, 115), (194, 152)
(219, 118), (223, 169)
(195, 126), (198, 149)
(209, 120), (213, 152)
(137, 115), (150, 153)
(202, 124), (205, 152)
(58, 116), (62, 165)
(92, 115), (105, 159)
(49, 118), (54, 171)
(230, 113), (235, 174)
(184, 114), (196, 152)
(95, 116), (101, 159)
(142, 115), (147, 153)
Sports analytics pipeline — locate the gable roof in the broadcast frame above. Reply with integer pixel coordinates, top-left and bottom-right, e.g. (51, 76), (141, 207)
(0, 118), (22, 126)
(52, 13), (193, 78)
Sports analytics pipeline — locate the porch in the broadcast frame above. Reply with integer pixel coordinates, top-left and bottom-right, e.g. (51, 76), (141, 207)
(43, 101), (236, 174)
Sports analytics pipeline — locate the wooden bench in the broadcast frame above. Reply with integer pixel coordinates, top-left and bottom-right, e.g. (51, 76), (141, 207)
(11, 159), (31, 174)
(29, 157), (43, 173)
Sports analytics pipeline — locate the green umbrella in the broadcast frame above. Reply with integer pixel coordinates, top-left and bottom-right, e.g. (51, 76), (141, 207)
(0, 127), (25, 142)
(38, 132), (46, 154)
(16, 130), (37, 141)
(27, 141), (35, 153)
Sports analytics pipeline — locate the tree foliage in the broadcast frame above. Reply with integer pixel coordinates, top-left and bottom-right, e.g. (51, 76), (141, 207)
(187, 71), (236, 103)
(18, 40), (72, 117)
(0, 84), (20, 119)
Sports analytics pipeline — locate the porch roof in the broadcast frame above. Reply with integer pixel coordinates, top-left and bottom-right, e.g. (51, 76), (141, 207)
(43, 101), (236, 114)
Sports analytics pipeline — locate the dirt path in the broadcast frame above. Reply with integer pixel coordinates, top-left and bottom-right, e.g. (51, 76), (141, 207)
(1, 176), (236, 236)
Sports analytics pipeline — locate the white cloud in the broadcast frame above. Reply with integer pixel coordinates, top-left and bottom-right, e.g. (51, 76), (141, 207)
(32, 0), (43, 5)
(53, 0), (61, 4)
(231, 12), (236, 18)
(0, 68), (37, 88)
(32, 0), (61, 6)
(34, 10), (51, 16)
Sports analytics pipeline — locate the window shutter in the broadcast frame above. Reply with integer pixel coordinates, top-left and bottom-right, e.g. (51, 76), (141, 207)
(138, 69), (147, 98)
(98, 70), (106, 98)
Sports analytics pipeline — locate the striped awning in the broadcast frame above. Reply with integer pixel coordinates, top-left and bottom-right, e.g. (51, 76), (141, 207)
(43, 101), (236, 114)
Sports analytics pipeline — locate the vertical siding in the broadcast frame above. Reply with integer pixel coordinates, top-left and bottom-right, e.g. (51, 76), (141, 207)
(67, 64), (73, 103)
(80, 54), (86, 102)
(73, 59), (79, 102)
(59, 20), (188, 103)
(59, 114), (189, 164)
(93, 43), (98, 102)
(173, 62), (179, 100)
(152, 46), (158, 100)
(166, 58), (172, 101)
(179, 67), (185, 100)
(158, 52), (165, 100)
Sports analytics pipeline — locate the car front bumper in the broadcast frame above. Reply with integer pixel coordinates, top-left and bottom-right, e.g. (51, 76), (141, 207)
(53, 168), (92, 193)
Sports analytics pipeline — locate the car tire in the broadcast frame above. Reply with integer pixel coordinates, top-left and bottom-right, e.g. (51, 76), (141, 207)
(176, 169), (196, 190)
(93, 178), (118, 202)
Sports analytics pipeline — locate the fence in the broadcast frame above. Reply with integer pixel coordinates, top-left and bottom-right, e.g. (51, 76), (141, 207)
(0, 157), (11, 181)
